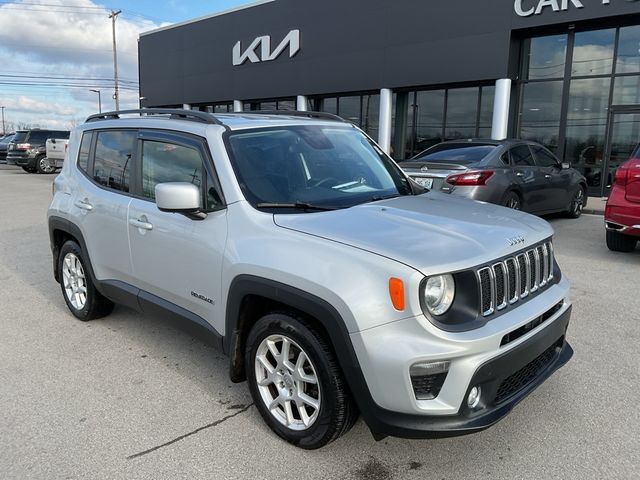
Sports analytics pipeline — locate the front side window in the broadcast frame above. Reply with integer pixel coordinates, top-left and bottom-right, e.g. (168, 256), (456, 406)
(226, 126), (412, 211)
(141, 140), (221, 210)
(532, 145), (558, 168)
(93, 130), (136, 192)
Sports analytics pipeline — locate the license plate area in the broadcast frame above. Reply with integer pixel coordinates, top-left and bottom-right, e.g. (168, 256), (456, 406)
(412, 177), (433, 189)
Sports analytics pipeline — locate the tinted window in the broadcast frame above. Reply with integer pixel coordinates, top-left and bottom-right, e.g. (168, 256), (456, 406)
(413, 144), (496, 165)
(55, 131), (70, 139)
(93, 130), (135, 192)
(141, 140), (220, 209)
(78, 132), (93, 172)
(27, 131), (48, 144)
(12, 132), (27, 143)
(510, 145), (535, 167)
(532, 145), (559, 167)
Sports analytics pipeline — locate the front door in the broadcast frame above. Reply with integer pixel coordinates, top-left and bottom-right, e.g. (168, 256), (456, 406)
(127, 130), (227, 331)
(602, 107), (640, 196)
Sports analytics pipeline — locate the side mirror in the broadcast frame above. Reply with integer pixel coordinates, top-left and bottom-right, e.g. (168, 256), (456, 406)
(155, 182), (204, 218)
(561, 162), (570, 170)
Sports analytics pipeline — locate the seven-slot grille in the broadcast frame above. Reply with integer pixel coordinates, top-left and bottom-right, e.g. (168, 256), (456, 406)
(478, 242), (554, 316)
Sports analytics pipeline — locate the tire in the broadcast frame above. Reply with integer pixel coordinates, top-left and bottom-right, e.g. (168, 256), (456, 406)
(502, 191), (521, 210)
(565, 185), (585, 219)
(245, 313), (358, 449)
(36, 155), (56, 174)
(21, 166), (36, 173)
(606, 230), (638, 253)
(57, 240), (114, 320)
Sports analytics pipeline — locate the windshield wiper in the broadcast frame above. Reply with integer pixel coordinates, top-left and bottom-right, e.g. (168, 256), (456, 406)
(256, 202), (338, 211)
(367, 194), (402, 203)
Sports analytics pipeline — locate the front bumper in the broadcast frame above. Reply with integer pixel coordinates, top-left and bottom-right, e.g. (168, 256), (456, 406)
(350, 279), (573, 439)
(364, 307), (571, 438)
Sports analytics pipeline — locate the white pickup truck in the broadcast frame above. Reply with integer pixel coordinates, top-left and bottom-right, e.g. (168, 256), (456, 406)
(45, 138), (69, 172)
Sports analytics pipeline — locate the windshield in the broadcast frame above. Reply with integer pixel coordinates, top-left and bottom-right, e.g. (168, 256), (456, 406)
(411, 144), (497, 165)
(0, 135), (14, 144)
(226, 126), (413, 211)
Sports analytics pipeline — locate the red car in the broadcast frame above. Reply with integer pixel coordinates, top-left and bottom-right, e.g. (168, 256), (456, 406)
(605, 148), (640, 252)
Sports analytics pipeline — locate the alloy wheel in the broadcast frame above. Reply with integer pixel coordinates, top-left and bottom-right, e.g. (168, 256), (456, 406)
(254, 334), (321, 431)
(39, 157), (55, 174)
(572, 188), (584, 215)
(62, 253), (87, 310)
(506, 195), (521, 210)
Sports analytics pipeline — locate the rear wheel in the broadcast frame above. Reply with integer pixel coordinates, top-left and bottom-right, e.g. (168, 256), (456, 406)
(606, 230), (638, 252)
(245, 313), (358, 449)
(502, 191), (521, 210)
(36, 155), (56, 174)
(565, 185), (585, 219)
(58, 240), (114, 320)
(21, 166), (36, 173)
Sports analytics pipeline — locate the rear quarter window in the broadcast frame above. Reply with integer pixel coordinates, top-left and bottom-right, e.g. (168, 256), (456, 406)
(77, 132), (93, 173)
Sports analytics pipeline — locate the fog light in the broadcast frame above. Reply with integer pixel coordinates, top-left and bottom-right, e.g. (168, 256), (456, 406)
(467, 386), (481, 408)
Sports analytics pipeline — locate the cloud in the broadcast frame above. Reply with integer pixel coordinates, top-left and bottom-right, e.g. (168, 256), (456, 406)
(0, 0), (165, 129)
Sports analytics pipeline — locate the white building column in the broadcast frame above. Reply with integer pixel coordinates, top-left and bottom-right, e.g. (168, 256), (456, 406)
(296, 95), (308, 112)
(491, 79), (512, 140)
(378, 88), (393, 154)
(182, 103), (191, 110)
(233, 100), (243, 112)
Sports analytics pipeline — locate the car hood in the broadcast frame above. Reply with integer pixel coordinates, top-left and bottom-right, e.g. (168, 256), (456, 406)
(273, 192), (553, 275)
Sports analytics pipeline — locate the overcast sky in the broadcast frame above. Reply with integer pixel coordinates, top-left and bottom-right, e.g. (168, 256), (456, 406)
(0, 0), (251, 132)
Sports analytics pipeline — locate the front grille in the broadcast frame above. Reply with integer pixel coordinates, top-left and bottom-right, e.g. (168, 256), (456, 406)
(411, 372), (447, 400)
(494, 338), (563, 404)
(478, 241), (554, 317)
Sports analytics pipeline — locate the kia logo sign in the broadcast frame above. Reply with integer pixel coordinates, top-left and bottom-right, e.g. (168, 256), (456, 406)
(233, 29), (300, 66)
(514, 0), (638, 17)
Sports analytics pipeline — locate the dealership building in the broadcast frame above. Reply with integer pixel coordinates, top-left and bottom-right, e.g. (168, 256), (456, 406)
(138, 0), (640, 196)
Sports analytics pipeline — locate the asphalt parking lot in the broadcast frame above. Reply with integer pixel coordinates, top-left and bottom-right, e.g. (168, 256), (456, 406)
(1, 164), (638, 480)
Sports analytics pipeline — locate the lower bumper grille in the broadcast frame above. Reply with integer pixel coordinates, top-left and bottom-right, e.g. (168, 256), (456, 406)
(494, 337), (563, 404)
(411, 372), (447, 400)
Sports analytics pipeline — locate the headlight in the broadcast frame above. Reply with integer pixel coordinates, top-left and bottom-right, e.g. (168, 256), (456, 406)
(423, 274), (455, 316)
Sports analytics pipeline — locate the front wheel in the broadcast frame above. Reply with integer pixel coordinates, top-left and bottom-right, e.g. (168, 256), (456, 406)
(502, 191), (521, 210)
(36, 155), (56, 174)
(245, 313), (358, 449)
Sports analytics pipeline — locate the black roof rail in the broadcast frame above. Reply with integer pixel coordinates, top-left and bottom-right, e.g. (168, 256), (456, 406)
(229, 110), (348, 123)
(85, 108), (224, 126)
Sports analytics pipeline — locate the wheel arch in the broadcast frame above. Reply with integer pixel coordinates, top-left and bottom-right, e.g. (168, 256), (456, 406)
(48, 216), (96, 284)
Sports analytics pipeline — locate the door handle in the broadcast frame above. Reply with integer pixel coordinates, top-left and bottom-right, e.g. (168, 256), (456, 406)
(74, 199), (93, 211)
(515, 171), (524, 177)
(544, 174), (552, 179)
(129, 218), (153, 231)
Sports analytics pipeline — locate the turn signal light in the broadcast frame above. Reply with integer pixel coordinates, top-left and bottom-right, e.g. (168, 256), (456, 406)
(388, 277), (404, 311)
(446, 170), (494, 186)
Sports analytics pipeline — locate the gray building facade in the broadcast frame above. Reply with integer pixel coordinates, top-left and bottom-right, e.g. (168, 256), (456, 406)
(139, 0), (640, 195)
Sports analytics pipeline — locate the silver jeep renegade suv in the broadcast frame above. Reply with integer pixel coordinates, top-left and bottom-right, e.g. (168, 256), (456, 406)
(48, 109), (573, 449)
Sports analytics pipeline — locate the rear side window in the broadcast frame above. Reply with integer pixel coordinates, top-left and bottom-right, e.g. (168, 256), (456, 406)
(12, 132), (28, 143)
(27, 131), (48, 144)
(531, 145), (558, 167)
(93, 130), (136, 192)
(77, 132), (93, 173)
(510, 145), (535, 166)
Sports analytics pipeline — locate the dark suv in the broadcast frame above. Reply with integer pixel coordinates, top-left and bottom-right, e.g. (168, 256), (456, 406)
(7, 129), (70, 173)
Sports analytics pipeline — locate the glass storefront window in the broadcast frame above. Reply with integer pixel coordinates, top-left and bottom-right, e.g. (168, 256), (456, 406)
(617, 25), (640, 74)
(613, 75), (640, 105)
(361, 94), (380, 140)
(478, 86), (495, 138)
(564, 77), (611, 187)
(276, 100), (295, 111)
(338, 96), (361, 124)
(412, 90), (445, 155)
(519, 81), (563, 151)
(572, 29), (615, 77)
(523, 34), (568, 80)
(321, 97), (338, 115)
(445, 87), (479, 140)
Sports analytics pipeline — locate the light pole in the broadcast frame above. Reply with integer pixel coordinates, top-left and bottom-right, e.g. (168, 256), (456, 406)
(89, 89), (102, 113)
(109, 10), (122, 111)
(1, 106), (5, 135)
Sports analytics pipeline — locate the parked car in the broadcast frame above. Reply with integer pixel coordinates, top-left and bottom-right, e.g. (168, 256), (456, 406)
(605, 148), (640, 252)
(7, 129), (70, 173)
(48, 109), (573, 449)
(44, 137), (70, 172)
(0, 133), (15, 163)
(399, 139), (588, 218)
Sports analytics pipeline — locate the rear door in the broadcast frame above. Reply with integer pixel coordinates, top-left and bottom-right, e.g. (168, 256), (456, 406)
(531, 145), (573, 212)
(507, 144), (547, 212)
(127, 130), (227, 330)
